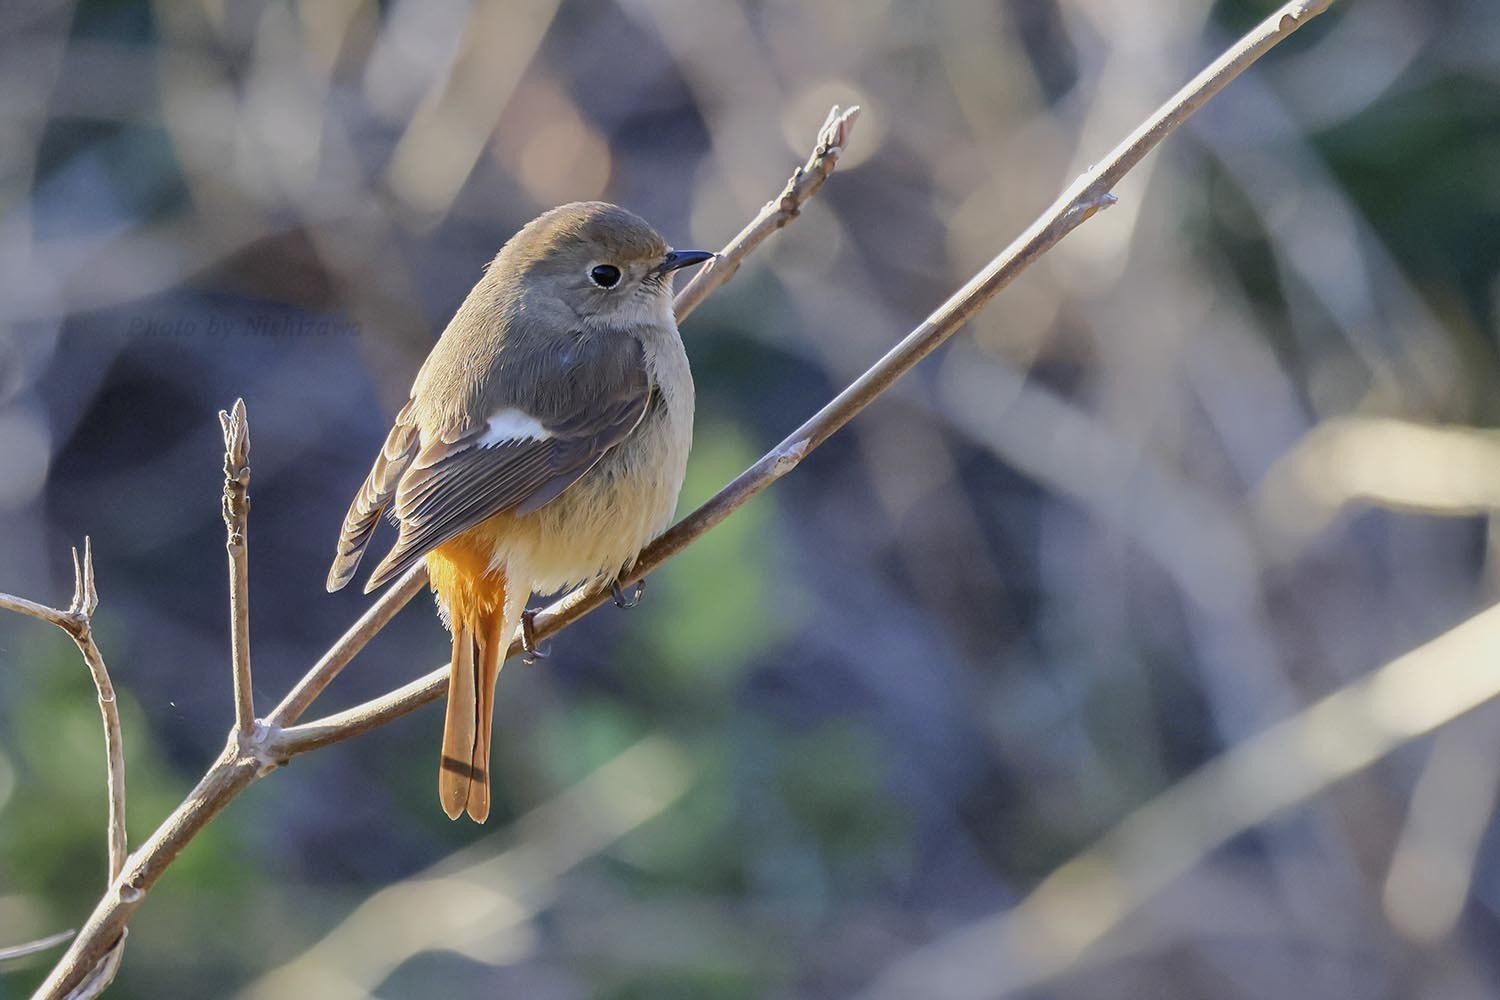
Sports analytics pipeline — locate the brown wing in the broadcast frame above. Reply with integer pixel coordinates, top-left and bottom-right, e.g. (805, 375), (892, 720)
(326, 399), (420, 592)
(359, 371), (651, 593)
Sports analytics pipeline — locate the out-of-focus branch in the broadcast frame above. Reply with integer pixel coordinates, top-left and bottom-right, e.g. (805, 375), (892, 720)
(0, 537), (128, 998)
(0, 929), (74, 967)
(858, 598), (1500, 1000)
(1256, 417), (1500, 557)
(275, 0), (1334, 754)
(237, 734), (696, 999)
(672, 104), (860, 321)
(33, 107), (858, 999)
(220, 399), (255, 737)
(37, 0), (1340, 973)
(1380, 515), (1500, 944)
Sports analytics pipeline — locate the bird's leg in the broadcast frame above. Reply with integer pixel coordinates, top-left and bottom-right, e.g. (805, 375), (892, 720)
(520, 609), (549, 665)
(610, 577), (646, 610)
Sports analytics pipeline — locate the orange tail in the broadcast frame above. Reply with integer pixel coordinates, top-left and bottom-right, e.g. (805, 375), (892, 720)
(429, 539), (513, 823)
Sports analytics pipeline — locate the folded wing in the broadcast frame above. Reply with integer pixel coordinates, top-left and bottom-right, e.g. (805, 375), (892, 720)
(360, 380), (650, 592)
(326, 400), (420, 592)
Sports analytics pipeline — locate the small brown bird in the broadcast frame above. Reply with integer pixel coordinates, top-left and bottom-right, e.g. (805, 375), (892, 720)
(327, 202), (712, 822)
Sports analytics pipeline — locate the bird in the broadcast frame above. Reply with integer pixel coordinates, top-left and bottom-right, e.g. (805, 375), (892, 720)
(326, 201), (713, 822)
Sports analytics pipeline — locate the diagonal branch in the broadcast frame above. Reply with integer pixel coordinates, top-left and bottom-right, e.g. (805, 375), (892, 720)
(273, 0), (1337, 756)
(672, 104), (861, 321)
(856, 598), (1500, 1000)
(220, 398), (256, 737)
(33, 0), (1340, 985)
(265, 565), (427, 728)
(238, 734), (696, 998)
(262, 105), (863, 733)
(31, 104), (861, 998)
(0, 929), (75, 967)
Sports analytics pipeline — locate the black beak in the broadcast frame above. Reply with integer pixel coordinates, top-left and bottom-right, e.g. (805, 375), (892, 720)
(655, 249), (715, 275)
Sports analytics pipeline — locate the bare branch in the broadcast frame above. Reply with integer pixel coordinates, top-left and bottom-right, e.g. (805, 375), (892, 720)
(32, 103), (860, 998)
(220, 398), (255, 737)
(277, 0), (1336, 755)
(36, 741), (262, 1000)
(264, 565), (427, 728)
(857, 597), (1500, 1000)
(65, 942), (123, 1000)
(35, 0), (1341, 981)
(240, 734), (696, 998)
(272, 662), (439, 754)
(0, 538), (129, 997)
(672, 104), (861, 322)
(262, 106), (863, 733)
(0, 591), (75, 629)
(68, 540), (126, 885)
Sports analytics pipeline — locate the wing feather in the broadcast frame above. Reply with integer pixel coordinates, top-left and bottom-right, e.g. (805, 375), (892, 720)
(326, 400), (420, 592)
(361, 360), (651, 592)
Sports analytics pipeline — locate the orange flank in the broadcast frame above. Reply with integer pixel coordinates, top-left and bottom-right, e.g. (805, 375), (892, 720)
(428, 521), (512, 823)
(427, 526), (509, 624)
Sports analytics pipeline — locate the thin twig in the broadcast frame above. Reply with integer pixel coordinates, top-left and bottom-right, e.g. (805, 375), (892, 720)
(272, 665), (439, 753)
(34, 0), (1340, 979)
(672, 104), (861, 321)
(264, 565), (427, 728)
(31, 105), (860, 998)
(220, 398), (255, 737)
(856, 597), (1500, 1000)
(68, 540), (127, 887)
(0, 538), (129, 997)
(0, 929), (74, 966)
(266, 109), (869, 752)
(262, 107), (862, 733)
(275, 0), (1336, 755)
(0, 592), (74, 629)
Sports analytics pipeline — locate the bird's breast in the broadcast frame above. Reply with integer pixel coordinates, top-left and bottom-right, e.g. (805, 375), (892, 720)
(477, 329), (693, 595)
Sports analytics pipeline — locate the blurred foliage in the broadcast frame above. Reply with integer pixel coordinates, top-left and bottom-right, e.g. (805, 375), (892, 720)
(2, 0), (1500, 998)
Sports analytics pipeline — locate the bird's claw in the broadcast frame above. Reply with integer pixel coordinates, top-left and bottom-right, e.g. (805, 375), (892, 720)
(520, 609), (549, 664)
(611, 578), (645, 610)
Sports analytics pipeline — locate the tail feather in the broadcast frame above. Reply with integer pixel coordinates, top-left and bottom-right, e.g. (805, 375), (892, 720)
(326, 401), (419, 593)
(431, 545), (514, 823)
(438, 625), (478, 820)
(466, 612), (506, 822)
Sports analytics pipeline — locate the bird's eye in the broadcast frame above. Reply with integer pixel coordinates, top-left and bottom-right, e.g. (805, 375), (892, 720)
(589, 264), (621, 288)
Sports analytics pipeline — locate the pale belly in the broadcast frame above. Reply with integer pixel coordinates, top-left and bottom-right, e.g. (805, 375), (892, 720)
(479, 359), (692, 595)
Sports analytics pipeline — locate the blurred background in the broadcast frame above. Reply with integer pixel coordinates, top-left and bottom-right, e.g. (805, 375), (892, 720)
(2, 0), (1499, 996)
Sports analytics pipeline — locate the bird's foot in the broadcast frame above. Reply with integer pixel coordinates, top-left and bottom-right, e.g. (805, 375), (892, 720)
(611, 577), (645, 610)
(520, 609), (549, 665)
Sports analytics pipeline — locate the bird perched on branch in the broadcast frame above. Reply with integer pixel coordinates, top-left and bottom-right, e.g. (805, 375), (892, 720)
(326, 202), (712, 822)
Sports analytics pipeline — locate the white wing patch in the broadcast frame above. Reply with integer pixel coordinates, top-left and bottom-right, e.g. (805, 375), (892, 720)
(477, 407), (551, 446)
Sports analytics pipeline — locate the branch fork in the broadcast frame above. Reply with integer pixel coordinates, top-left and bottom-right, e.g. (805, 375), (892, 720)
(0, 537), (127, 997)
(13, 3), (1343, 987)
